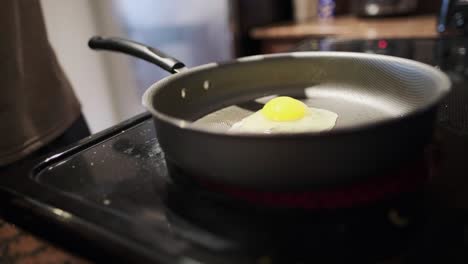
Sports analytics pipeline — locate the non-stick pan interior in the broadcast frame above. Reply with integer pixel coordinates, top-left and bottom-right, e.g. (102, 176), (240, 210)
(147, 52), (450, 132)
(195, 90), (393, 131)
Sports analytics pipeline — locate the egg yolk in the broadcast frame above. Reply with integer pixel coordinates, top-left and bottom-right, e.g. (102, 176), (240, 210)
(261, 96), (306, 121)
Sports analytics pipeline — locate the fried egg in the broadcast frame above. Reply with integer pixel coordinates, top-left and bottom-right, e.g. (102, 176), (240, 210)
(229, 96), (338, 134)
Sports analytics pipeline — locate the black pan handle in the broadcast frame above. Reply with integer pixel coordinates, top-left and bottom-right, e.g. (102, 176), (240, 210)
(88, 36), (186, 74)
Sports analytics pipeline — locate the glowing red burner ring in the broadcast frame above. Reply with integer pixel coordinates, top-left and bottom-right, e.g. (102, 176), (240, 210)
(195, 160), (429, 209)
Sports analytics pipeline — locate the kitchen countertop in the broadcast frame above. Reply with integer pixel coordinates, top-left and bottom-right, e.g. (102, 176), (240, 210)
(0, 155), (91, 263)
(0, 220), (89, 263)
(251, 15), (439, 40)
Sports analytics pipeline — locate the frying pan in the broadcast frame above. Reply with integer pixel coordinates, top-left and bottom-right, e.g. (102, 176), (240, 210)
(89, 36), (451, 190)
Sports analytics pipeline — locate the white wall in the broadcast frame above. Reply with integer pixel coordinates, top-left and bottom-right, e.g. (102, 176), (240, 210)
(40, 0), (143, 133)
(93, 0), (145, 122)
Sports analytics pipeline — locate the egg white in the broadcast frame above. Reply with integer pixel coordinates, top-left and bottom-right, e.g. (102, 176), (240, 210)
(229, 107), (338, 134)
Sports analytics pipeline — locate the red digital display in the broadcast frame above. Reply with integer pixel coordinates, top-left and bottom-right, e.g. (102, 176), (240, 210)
(378, 40), (388, 49)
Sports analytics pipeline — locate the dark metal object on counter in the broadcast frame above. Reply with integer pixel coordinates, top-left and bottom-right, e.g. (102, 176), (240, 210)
(89, 36), (450, 189)
(438, 0), (468, 34)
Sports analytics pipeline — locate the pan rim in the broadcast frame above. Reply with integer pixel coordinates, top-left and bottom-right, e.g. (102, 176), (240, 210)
(142, 51), (451, 138)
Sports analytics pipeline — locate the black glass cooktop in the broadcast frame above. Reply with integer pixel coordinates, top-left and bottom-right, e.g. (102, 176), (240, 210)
(1, 38), (468, 263)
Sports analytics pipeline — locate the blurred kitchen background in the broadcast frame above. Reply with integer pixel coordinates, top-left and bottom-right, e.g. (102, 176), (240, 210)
(40, 0), (446, 133)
